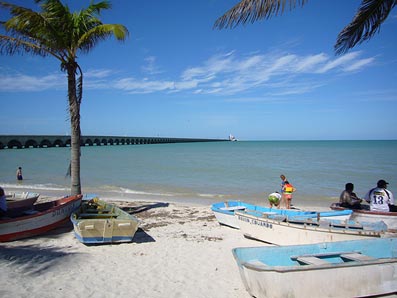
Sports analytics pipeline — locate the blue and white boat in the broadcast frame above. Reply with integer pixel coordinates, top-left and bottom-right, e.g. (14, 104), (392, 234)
(211, 200), (352, 229)
(331, 202), (397, 232)
(233, 238), (397, 298)
(235, 208), (389, 245)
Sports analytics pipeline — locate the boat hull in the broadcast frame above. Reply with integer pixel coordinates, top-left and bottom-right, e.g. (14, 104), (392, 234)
(212, 201), (352, 229)
(71, 199), (140, 244)
(6, 192), (40, 209)
(331, 203), (397, 231)
(233, 238), (397, 298)
(236, 211), (384, 245)
(0, 195), (82, 242)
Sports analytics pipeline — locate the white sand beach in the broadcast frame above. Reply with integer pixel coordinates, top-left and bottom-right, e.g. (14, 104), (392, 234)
(0, 198), (267, 298)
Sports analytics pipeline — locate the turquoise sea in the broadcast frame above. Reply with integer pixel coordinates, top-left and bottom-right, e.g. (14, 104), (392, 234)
(0, 140), (396, 207)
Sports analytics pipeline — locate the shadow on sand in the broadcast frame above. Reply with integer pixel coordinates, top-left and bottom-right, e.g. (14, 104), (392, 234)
(0, 244), (80, 276)
(133, 228), (155, 244)
(120, 202), (169, 215)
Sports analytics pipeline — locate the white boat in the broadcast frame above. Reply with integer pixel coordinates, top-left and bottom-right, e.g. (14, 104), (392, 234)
(229, 134), (237, 141)
(235, 209), (390, 245)
(211, 200), (352, 229)
(233, 238), (397, 298)
(331, 202), (397, 232)
(70, 197), (140, 244)
(0, 195), (82, 242)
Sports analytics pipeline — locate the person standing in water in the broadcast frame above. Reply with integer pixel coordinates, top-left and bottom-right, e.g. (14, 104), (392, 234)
(16, 167), (23, 181)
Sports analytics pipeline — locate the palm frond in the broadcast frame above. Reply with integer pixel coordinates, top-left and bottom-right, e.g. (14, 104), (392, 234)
(0, 1), (68, 59)
(335, 0), (397, 55)
(78, 24), (129, 53)
(214, 0), (307, 29)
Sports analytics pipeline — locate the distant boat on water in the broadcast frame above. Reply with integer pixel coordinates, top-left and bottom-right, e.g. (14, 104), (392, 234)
(229, 134), (237, 141)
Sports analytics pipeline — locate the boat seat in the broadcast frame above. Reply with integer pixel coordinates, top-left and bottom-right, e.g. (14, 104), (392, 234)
(78, 213), (118, 218)
(296, 256), (329, 265)
(245, 260), (266, 267)
(340, 253), (374, 262)
(220, 206), (246, 211)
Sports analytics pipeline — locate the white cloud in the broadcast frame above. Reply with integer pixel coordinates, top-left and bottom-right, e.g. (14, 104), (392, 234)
(295, 53), (328, 72)
(86, 69), (114, 79)
(0, 73), (64, 91)
(343, 57), (374, 72)
(141, 56), (163, 75)
(114, 77), (175, 94)
(0, 50), (375, 96)
(316, 52), (361, 73)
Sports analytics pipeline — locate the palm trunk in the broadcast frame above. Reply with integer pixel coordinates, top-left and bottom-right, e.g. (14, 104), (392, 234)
(67, 64), (82, 195)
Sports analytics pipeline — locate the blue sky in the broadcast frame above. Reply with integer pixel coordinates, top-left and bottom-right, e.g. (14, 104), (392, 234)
(1, 0), (396, 140)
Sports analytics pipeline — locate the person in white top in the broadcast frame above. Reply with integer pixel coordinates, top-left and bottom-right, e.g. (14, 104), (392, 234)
(364, 180), (394, 212)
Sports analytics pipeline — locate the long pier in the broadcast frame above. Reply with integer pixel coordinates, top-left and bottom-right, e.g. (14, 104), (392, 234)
(0, 135), (228, 149)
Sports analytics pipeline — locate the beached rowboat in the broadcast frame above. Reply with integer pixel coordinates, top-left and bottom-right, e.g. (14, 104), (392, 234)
(211, 200), (352, 229)
(6, 192), (40, 210)
(70, 197), (140, 244)
(330, 202), (397, 232)
(0, 195), (82, 242)
(235, 209), (390, 245)
(233, 238), (397, 298)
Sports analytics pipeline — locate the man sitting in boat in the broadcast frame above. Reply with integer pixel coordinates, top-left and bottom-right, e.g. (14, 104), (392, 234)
(364, 180), (395, 212)
(339, 183), (362, 210)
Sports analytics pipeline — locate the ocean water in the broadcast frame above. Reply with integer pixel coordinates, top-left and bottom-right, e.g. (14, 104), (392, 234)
(0, 140), (396, 207)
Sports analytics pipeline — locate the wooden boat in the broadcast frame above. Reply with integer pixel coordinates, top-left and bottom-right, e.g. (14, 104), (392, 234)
(233, 238), (397, 298)
(331, 202), (397, 232)
(211, 200), (352, 229)
(0, 195), (82, 242)
(6, 192), (40, 210)
(70, 197), (140, 244)
(235, 209), (390, 245)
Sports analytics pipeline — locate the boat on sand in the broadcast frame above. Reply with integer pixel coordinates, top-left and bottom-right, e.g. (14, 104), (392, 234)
(235, 209), (390, 245)
(331, 202), (397, 232)
(70, 197), (140, 244)
(0, 194), (82, 242)
(233, 238), (397, 298)
(211, 200), (352, 229)
(6, 192), (40, 211)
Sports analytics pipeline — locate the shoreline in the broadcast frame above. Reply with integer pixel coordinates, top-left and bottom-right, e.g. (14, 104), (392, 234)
(2, 183), (340, 210)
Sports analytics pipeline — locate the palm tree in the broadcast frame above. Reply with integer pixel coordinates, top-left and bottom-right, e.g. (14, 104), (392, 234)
(214, 0), (396, 55)
(0, 0), (129, 195)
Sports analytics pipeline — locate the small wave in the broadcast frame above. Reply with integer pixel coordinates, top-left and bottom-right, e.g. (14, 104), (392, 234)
(113, 187), (174, 197)
(198, 193), (226, 199)
(0, 182), (69, 192)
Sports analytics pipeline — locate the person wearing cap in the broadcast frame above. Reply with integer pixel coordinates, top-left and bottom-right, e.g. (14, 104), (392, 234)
(364, 180), (395, 212)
